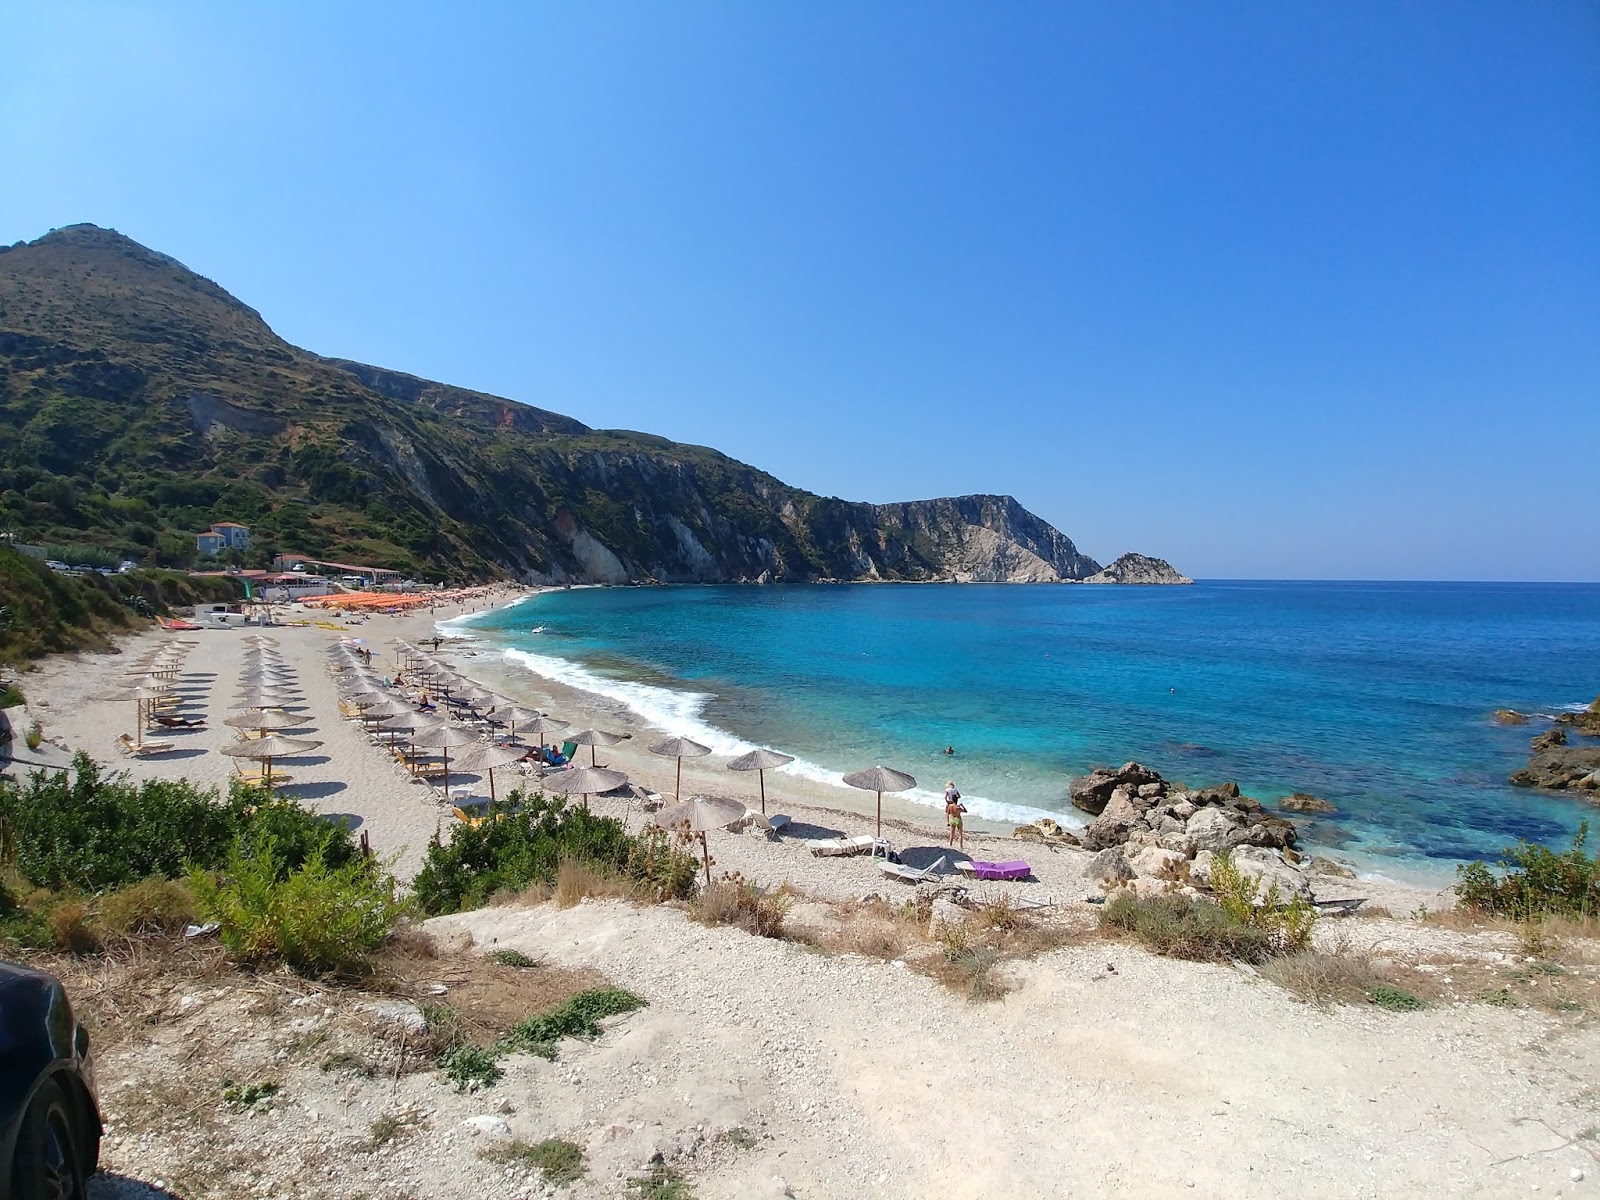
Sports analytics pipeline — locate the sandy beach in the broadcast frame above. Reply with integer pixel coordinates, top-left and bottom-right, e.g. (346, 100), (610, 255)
(10, 588), (1448, 915)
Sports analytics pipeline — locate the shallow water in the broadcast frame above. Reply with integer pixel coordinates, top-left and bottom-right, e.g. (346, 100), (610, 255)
(451, 581), (1600, 877)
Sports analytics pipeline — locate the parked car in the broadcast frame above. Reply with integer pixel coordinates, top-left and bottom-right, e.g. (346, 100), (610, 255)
(0, 961), (101, 1198)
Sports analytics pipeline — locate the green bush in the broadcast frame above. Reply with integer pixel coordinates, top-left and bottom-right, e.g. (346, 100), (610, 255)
(497, 987), (646, 1060)
(438, 1044), (503, 1091)
(1457, 823), (1600, 920)
(485, 1138), (587, 1186)
(1209, 853), (1317, 952)
(1367, 984), (1425, 1012)
(1101, 891), (1279, 964)
(0, 681), (24, 708)
(0, 755), (358, 891)
(187, 834), (404, 976)
(412, 791), (698, 915)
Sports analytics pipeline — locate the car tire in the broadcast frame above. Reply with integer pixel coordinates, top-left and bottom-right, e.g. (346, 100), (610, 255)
(10, 1078), (88, 1200)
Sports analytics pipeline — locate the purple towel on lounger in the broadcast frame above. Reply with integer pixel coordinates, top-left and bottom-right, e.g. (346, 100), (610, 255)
(969, 860), (1031, 881)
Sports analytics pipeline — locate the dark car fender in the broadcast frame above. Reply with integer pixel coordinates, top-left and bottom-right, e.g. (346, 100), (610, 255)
(0, 963), (102, 1178)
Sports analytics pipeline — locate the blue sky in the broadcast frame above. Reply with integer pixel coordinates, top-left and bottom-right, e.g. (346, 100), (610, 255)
(3, 2), (1597, 580)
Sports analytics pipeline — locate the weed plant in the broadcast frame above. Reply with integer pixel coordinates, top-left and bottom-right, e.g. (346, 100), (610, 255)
(693, 873), (790, 938)
(486, 1138), (587, 1185)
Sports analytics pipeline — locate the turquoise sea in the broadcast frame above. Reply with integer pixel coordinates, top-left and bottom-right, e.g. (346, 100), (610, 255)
(450, 581), (1600, 879)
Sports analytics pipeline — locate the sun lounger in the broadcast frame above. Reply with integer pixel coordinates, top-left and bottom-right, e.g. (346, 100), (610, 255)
(1313, 897), (1368, 915)
(955, 860), (1033, 882)
(808, 834), (878, 857)
(755, 813), (791, 836)
(234, 771), (293, 787)
(879, 855), (948, 884)
(118, 733), (176, 757)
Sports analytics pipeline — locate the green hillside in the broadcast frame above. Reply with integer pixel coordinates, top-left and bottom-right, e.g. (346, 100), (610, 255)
(0, 546), (243, 666)
(0, 224), (1100, 584)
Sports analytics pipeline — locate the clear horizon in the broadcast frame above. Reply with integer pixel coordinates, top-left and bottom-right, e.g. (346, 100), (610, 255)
(3, 2), (1597, 582)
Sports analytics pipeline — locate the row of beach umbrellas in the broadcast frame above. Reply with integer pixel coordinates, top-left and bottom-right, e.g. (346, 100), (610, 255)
(220, 635), (321, 791)
(357, 638), (921, 832)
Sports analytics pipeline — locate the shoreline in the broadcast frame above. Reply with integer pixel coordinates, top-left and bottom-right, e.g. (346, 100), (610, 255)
(425, 590), (1466, 892)
(7, 585), (1457, 906)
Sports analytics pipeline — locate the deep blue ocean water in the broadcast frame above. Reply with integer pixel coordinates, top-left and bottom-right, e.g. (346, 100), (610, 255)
(453, 581), (1600, 879)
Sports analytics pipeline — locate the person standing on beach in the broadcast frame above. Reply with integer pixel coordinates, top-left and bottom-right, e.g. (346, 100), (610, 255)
(944, 781), (966, 850)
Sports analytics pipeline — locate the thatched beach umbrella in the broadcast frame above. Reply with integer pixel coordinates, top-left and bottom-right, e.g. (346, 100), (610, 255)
(488, 703), (543, 742)
(94, 683), (171, 746)
(408, 723), (480, 792)
(649, 736), (710, 803)
(727, 748), (795, 815)
(223, 709), (311, 734)
(220, 733), (322, 794)
(655, 795), (748, 885)
(359, 697), (416, 721)
(518, 715), (569, 758)
(842, 765), (917, 838)
(450, 741), (530, 803)
(542, 765), (628, 812)
(570, 728), (625, 769)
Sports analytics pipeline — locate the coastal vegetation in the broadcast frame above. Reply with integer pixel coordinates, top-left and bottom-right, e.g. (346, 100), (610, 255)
(411, 791), (701, 914)
(0, 755), (395, 976)
(1457, 823), (1600, 920)
(0, 544), (242, 665)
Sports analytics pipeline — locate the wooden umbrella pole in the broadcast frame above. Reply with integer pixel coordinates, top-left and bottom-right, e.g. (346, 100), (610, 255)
(489, 768), (497, 804)
(591, 745), (598, 767)
(701, 831), (711, 885)
(676, 758), (683, 803)
(135, 699), (143, 747)
(759, 770), (767, 815)
(876, 790), (882, 837)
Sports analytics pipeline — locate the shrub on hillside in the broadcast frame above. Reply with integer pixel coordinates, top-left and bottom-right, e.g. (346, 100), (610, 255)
(187, 834), (403, 977)
(0, 754), (358, 891)
(412, 792), (698, 915)
(1101, 891), (1279, 964)
(1457, 823), (1600, 920)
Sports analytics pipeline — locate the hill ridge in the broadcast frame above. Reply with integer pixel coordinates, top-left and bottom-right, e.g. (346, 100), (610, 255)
(0, 223), (1173, 584)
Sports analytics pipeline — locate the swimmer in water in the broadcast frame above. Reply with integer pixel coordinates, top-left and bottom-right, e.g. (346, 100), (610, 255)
(943, 745), (955, 756)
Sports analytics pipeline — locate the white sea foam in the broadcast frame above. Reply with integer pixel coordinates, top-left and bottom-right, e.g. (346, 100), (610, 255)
(498, 646), (1067, 827)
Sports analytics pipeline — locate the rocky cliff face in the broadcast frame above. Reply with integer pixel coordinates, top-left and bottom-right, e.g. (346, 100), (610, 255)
(1083, 553), (1194, 585)
(0, 225), (1178, 585)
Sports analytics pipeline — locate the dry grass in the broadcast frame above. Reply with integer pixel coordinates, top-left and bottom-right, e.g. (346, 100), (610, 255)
(787, 889), (1073, 1001)
(693, 873), (792, 938)
(555, 856), (640, 908)
(1259, 947), (1427, 1008)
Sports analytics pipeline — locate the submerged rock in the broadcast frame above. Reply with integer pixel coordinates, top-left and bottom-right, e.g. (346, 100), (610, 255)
(1309, 856), (1357, 879)
(1493, 709), (1532, 725)
(1279, 792), (1337, 814)
(1531, 728), (1568, 752)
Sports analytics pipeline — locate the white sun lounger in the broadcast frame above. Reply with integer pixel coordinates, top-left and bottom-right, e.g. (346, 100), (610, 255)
(808, 834), (877, 857)
(878, 855), (948, 884)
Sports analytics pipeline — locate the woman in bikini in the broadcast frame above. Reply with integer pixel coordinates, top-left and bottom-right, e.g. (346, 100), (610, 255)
(944, 781), (966, 850)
